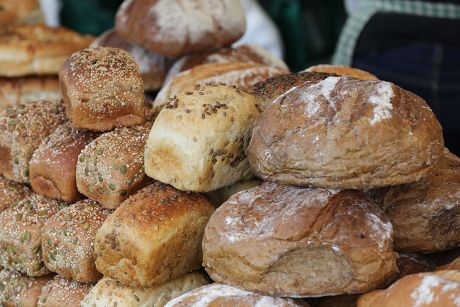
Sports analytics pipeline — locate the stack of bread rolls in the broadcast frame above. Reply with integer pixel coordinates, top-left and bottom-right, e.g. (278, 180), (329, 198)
(1, 0), (459, 306)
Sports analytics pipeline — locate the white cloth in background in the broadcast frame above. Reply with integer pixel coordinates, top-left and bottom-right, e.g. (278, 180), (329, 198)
(344, 0), (360, 14)
(38, 0), (60, 26)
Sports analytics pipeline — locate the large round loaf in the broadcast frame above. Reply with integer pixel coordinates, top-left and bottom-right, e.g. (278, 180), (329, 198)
(203, 183), (397, 297)
(305, 65), (378, 81)
(37, 276), (92, 307)
(115, 0), (246, 58)
(248, 76), (444, 189)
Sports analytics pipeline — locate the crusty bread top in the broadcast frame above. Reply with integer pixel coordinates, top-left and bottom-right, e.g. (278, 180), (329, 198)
(305, 65), (378, 81)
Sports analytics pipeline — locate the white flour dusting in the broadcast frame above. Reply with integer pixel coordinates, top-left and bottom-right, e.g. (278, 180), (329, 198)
(410, 275), (441, 307)
(368, 81), (394, 125)
(302, 76), (340, 116)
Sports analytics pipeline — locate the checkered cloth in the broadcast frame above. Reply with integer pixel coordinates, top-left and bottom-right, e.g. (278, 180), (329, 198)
(333, 0), (460, 65)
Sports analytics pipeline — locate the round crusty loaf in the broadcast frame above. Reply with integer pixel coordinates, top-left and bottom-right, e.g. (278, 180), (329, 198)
(380, 148), (460, 253)
(248, 76), (444, 189)
(357, 270), (460, 307)
(59, 47), (145, 131)
(203, 182), (397, 297)
(305, 65), (378, 81)
(37, 276), (92, 307)
(115, 0), (246, 58)
(0, 177), (31, 212)
(91, 29), (174, 91)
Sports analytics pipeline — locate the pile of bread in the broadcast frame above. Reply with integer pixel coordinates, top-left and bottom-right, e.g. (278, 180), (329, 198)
(1, 0), (459, 306)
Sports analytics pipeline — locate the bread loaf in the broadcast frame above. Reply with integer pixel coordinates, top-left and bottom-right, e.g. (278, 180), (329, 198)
(42, 199), (112, 282)
(145, 84), (263, 192)
(95, 182), (215, 287)
(81, 272), (209, 307)
(115, 0), (246, 58)
(0, 193), (66, 276)
(206, 179), (262, 206)
(30, 123), (99, 202)
(203, 183), (397, 297)
(37, 276), (92, 307)
(248, 76), (444, 189)
(0, 177), (31, 212)
(0, 0), (43, 27)
(76, 124), (150, 208)
(59, 47), (145, 131)
(381, 148), (460, 253)
(304, 65), (378, 80)
(0, 100), (67, 183)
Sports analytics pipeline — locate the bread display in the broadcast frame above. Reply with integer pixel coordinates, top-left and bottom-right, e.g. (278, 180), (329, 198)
(0, 268), (52, 307)
(0, 193), (66, 276)
(248, 76), (444, 189)
(145, 84), (263, 192)
(76, 124), (150, 208)
(0, 76), (61, 111)
(380, 148), (460, 253)
(91, 29), (174, 91)
(29, 123), (98, 202)
(165, 283), (307, 307)
(81, 272), (209, 307)
(206, 179), (262, 206)
(95, 182), (215, 287)
(42, 199), (111, 282)
(0, 0), (43, 27)
(0, 24), (93, 77)
(115, 0), (246, 58)
(0, 100), (67, 183)
(59, 47), (145, 131)
(203, 183), (397, 297)
(37, 275), (92, 307)
(305, 65), (378, 80)
(357, 270), (460, 307)
(0, 176), (31, 212)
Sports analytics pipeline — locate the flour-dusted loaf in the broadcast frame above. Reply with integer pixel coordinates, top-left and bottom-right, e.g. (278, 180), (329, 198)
(76, 124), (150, 208)
(0, 177), (31, 212)
(165, 283), (308, 307)
(145, 84), (263, 192)
(0, 100), (67, 183)
(305, 65), (378, 80)
(59, 47), (145, 131)
(81, 272), (209, 307)
(380, 148), (460, 253)
(115, 0), (246, 58)
(42, 199), (112, 282)
(248, 76), (444, 189)
(95, 182), (215, 287)
(203, 183), (397, 297)
(0, 194), (66, 276)
(37, 276), (92, 307)
(30, 123), (98, 202)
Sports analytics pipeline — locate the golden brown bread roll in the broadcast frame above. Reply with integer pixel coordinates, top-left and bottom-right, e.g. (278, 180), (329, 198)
(37, 275), (92, 307)
(115, 0), (246, 58)
(95, 182), (215, 287)
(0, 100), (67, 183)
(29, 123), (99, 202)
(0, 176), (31, 212)
(42, 199), (112, 282)
(0, 24), (93, 77)
(0, 0), (43, 27)
(76, 124), (150, 208)
(248, 76), (444, 189)
(381, 148), (460, 253)
(59, 47), (145, 131)
(437, 256), (460, 271)
(145, 84), (263, 192)
(0, 193), (66, 276)
(81, 273), (209, 307)
(0, 268), (52, 307)
(305, 65), (378, 81)
(357, 270), (460, 307)
(165, 283), (308, 307)
(203, 183), (397, 297)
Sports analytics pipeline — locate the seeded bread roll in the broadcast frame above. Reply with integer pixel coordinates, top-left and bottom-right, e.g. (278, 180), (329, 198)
(42, 199), (112, 282)
(0, 268), (52, 307)
(59, 47), (145, 131)
(381, 148), (460, 253)
(115, 0), (246, 58)
(0, 194), (66, 276)
(165, 283), (307, 307)
(95, 182), (215, 287)
(357, 270), (460, 307)
(153, 62), (287, 111)
(0, 177), (31, 212)
(76, 124), (150, 208)
(305, 65), (378, 81)
(206, 179), (262, 206)
(30, 123), (99, 202)
(248, 76), (444, 189)
(0, 100), (67, 183)
(37, 275), (92, 307)
(82, 272), (209, 307)
(203, 183), (397, 297)
(145, 84), (263, 192)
